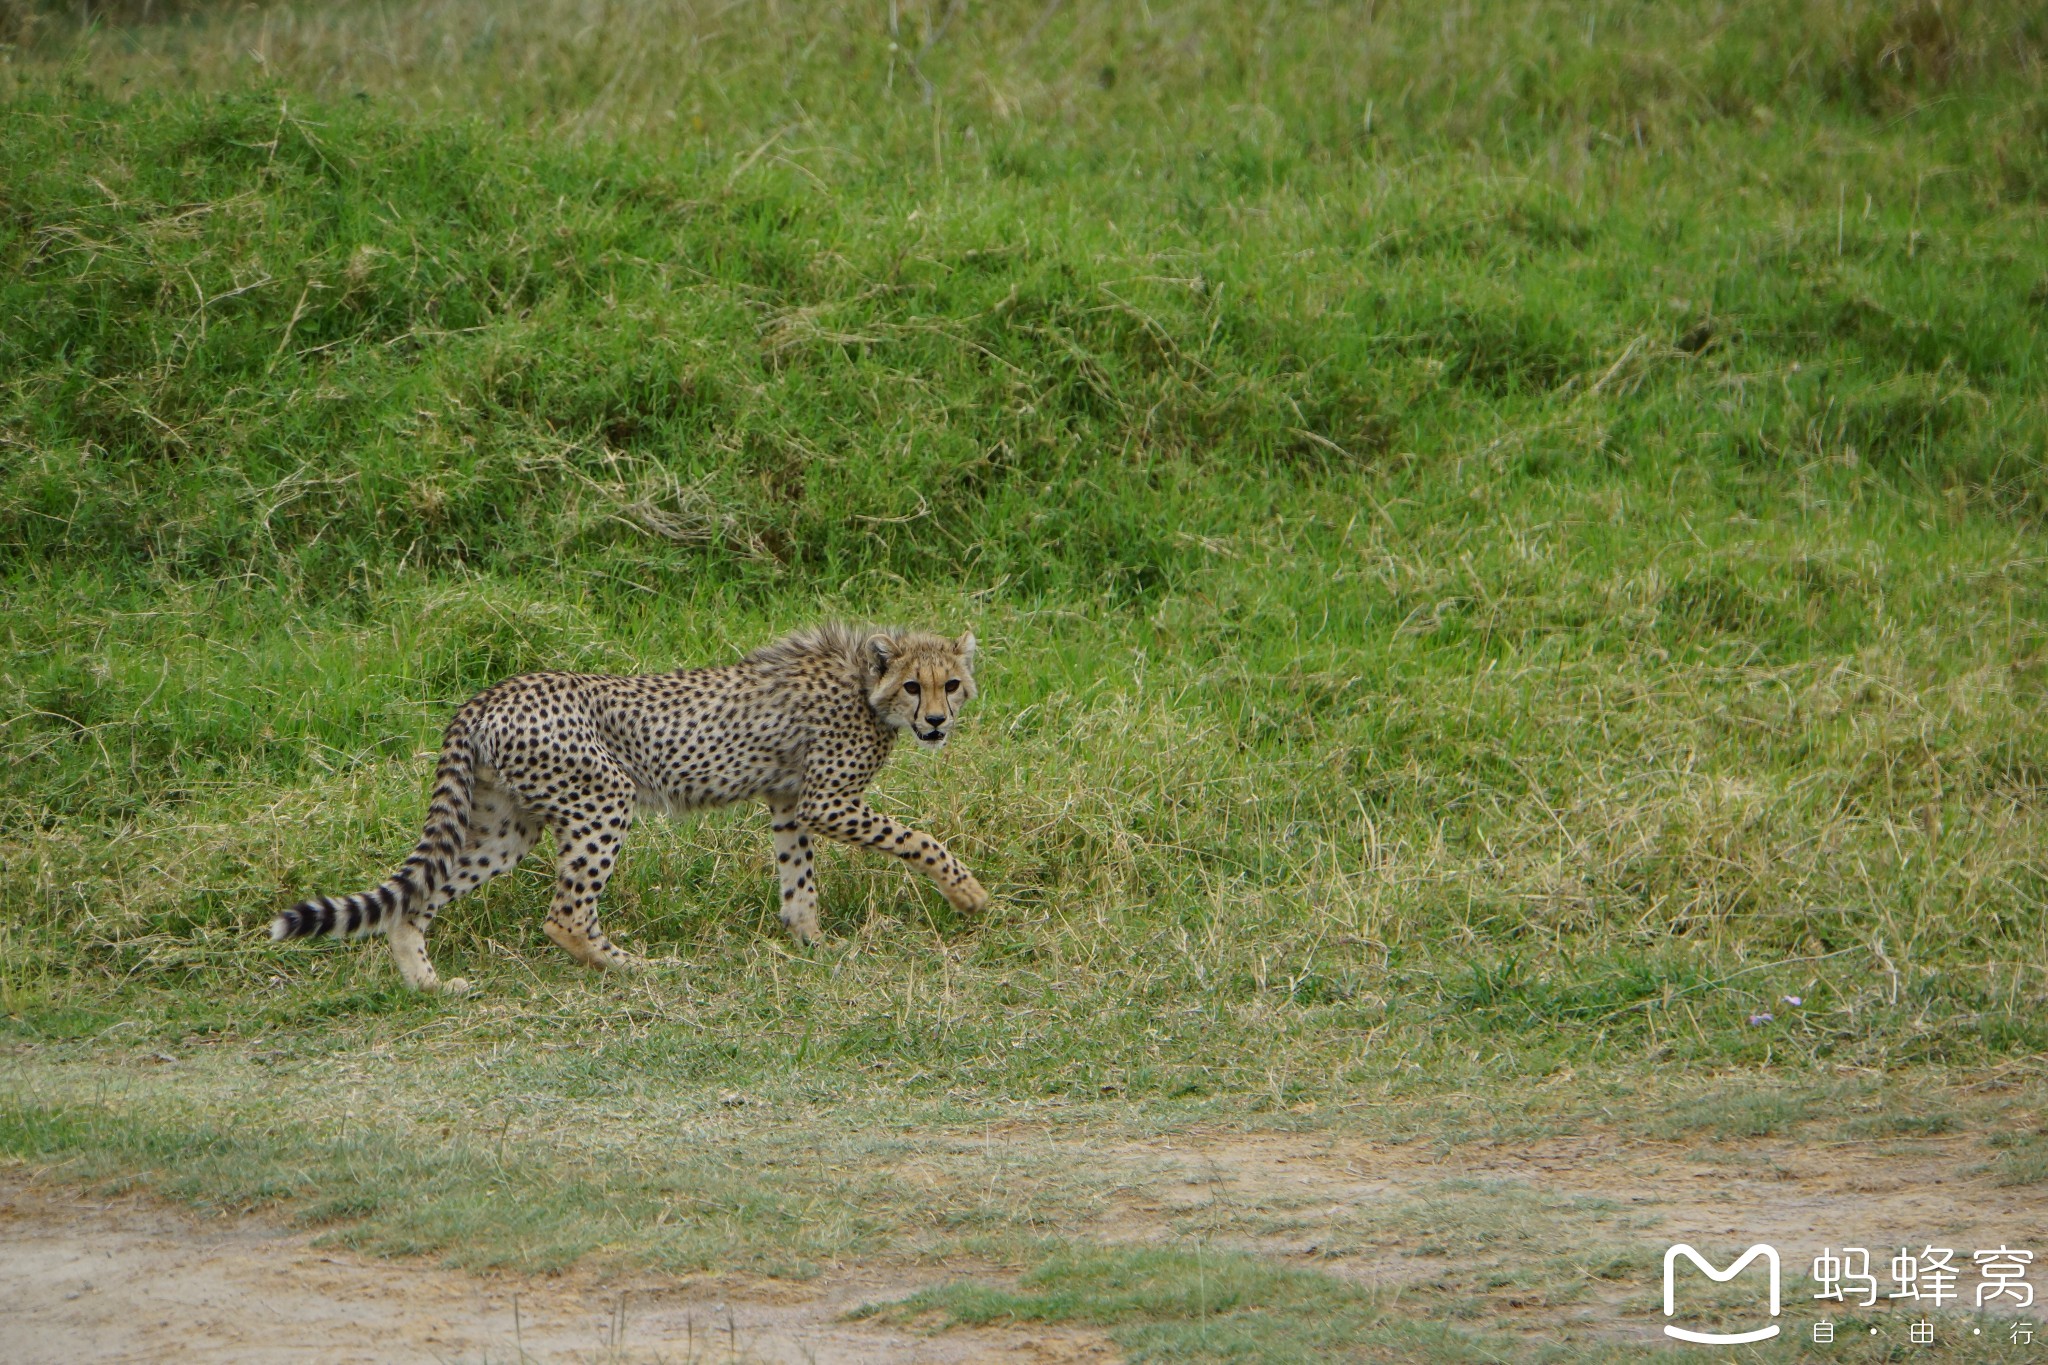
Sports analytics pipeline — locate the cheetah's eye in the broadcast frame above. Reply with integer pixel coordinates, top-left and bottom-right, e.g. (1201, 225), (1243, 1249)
(944, 679), (960, 694)
(903, 681), (921, 697)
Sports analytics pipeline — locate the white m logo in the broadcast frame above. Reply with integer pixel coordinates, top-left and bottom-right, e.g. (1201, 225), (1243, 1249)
(1663, 1243), (1781, 1344)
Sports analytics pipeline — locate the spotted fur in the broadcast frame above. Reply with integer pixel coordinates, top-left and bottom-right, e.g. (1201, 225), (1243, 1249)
(270, 624), (988, 993)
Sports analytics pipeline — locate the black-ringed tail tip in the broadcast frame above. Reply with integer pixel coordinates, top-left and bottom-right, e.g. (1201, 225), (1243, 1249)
(269, 623), (987, 991)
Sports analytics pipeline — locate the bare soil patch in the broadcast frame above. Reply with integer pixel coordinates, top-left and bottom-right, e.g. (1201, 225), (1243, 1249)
(1080, 1122), (2048, 1341)
(0, 1180), (1113, 1364)
(5, 1120), (2044, 1358)
(1103, 1126), (2045, 1250)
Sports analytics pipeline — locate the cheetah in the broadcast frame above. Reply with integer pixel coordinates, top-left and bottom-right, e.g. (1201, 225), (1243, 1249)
(269, 625), (989, 993)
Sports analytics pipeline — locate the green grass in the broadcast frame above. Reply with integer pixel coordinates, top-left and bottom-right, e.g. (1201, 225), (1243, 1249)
(855, 1246), (1416, 1363)
(3, 0), (2047, 1357)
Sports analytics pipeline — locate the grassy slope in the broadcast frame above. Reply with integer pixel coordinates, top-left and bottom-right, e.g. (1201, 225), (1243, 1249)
(2, 1), (2046, 1358)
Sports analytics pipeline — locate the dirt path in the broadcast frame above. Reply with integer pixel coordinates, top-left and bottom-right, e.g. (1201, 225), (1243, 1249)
(1077, 1124), (2048, 1343)
(0, 1181), (1111, 1365)
(5, 1122), (2045, 1359)
(1104, 1127), (2048, 1256)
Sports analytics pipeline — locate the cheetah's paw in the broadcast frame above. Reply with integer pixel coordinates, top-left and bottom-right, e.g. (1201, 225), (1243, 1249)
(945, 875), (991, 916)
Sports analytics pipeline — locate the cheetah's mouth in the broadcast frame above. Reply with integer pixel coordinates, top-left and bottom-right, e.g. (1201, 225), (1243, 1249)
(916, 728), (948, 745)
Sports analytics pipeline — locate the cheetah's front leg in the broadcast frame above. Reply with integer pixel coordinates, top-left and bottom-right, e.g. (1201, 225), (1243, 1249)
(798, 792), (989, 915)
(765, 796), (820, 945)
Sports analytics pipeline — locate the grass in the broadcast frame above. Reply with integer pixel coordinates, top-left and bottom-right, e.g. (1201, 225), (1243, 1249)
(2, 0), (2047, 1357)
(855, 1245), (1409, 1363)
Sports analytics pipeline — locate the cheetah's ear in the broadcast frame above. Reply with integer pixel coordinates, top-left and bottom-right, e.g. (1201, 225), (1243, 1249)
(954, 631), (977, 666)
(864, 632), (896, 679)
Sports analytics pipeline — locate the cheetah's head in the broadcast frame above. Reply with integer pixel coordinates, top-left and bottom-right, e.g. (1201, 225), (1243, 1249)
(864, 630), (978, 748)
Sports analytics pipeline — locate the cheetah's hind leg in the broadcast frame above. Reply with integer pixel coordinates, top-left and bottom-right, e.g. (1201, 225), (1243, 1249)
(390, 775), (541, 994)
(539, 783), (646, 973)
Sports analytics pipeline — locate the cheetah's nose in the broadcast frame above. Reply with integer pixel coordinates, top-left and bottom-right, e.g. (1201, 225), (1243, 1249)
(924, 714), (946, 728)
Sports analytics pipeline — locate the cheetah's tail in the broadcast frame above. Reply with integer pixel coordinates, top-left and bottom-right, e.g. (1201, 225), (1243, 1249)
(270, 708), (482, 942)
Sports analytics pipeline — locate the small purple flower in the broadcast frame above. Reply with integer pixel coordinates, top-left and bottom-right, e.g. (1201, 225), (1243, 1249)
(1747, 1012), (1774, 1026)
(1781, 995), (1803, 1007)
